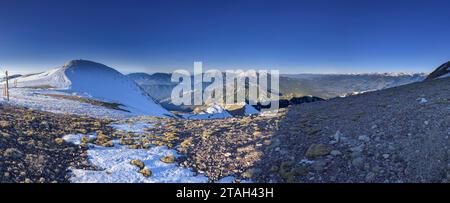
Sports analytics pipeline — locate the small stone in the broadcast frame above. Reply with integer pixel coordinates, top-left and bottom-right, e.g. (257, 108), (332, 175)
(139, 168), (152, 177)
(160, 155), (176, 163)
(382, 154), (390, 159)
(305, 144), (330, 159)
(263, 140), (272, 145)
(130, 159), (145, 169)
(424, 121), (429, 125)
(330, 150), (342, 156)
(351, 151), (362, 158)
(3, 148), (23, 159)
(331, 130), (343, 143)
(253, 131), (261, 136)
(350, 145), (364, 152)
(270, 166), (279, 172)
(312, 160), (328, 171)
(80, 136), (90, 143)
(119, 138), (135, 145)
(365, 172), (376, 182)
(358, 135), (370, 142)
(242, 171), (254, 179)
(388, 145), (395, 151)
(0, 120), (11, 128)
(101, 140), (114, 147)
(54, 138), (64, 145)
(352, 157), (365, 168)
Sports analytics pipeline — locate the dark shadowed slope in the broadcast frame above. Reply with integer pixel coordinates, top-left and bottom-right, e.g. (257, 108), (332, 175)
(257, 77), (450, 183)
(426, 61), (450, 80)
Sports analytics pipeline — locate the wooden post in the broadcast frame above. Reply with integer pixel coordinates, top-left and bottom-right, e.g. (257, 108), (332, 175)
(5, 70), (9, 101)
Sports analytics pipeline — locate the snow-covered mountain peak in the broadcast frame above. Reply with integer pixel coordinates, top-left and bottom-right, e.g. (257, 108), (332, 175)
(5, 60), (172, 117)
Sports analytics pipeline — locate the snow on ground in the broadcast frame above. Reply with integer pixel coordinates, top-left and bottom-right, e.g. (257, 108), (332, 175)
(181, 103), (233, 119)
(63, 134), (97, 145)
(8, 67), (71, 89)
(69, 140), (209, 183)
(65, 119), (244, 183)
(1, 88), (132, 119)
(438, 73), (450, 79)
(110, 120), (154, 134)
(2, 59), (172, 117)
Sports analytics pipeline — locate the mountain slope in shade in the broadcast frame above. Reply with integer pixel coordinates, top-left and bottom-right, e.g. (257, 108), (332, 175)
(7, 60), (172, 117)
(426, 61), (450, 80)
(257, 76), (450, 183)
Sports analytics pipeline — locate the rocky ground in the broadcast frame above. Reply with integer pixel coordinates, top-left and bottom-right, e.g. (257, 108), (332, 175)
(160, 114), (282, 181)
(0, 104), (112, 183)
(103, 112), (283, 182)
(256, 77), (450, 183)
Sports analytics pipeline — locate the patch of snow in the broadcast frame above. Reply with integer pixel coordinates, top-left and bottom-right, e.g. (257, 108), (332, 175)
(69, 140), (209, 183)
(110, 121), (154, 134)
(1, 88), (132, 119)
(215, 176), (254, 183)
(299, 159), (314, 165)
(205, 103), (227, 114)
(181, 103), (232, 119)
(418, 98), (428, 104)
(66, 120), (209, 183)
(244, 104), (259, 116)
(63, 134), (96, 145)
(65, 121), (243, 183)
(438, 72), (450, 79)
(330, 130), (343, 144)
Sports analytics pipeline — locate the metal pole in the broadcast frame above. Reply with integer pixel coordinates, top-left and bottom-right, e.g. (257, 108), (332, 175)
(5, 70), (9, 101)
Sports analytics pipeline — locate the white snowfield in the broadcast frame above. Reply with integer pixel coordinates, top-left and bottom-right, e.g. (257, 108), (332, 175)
(65, 120), (245, 183)
(69, 140), (209, 183)
(2, 60), (172, 117)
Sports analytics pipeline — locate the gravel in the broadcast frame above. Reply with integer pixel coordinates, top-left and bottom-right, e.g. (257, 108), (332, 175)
(0, 104), (112, 183)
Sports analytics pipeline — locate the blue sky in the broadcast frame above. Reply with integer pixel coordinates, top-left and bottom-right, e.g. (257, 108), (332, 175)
(0, 0), (449, 74)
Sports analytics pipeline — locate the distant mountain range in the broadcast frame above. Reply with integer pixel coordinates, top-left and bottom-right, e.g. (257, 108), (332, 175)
(280, 73), (426, 99)
(127, 72), (427, 104)
(127, 72), (178, 102)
